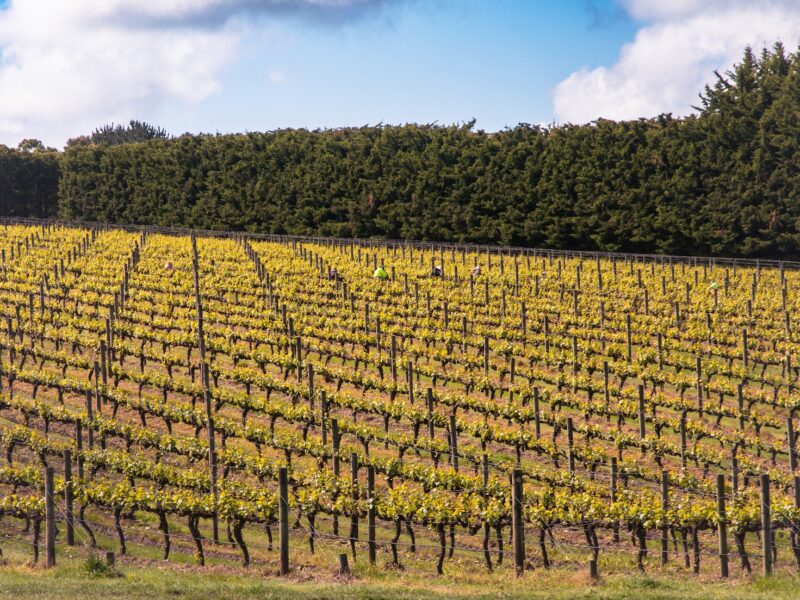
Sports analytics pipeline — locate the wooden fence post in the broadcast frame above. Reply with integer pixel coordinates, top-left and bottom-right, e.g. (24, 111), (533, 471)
(717, 474), (729, 578)
(660, 471), (668, 565)
(279, 466), (290, 575)
(761, 474), (771, 577)
(350, 453), (359, 560)
(611, 458), (619, 543)
(367, 466), (376, 565)
(45, 466), (56, 568)
(512, 468), (525, 576)
(201, 363), (219, 545)
(450, 414), (459, 472)
(332, 419), (340, 535)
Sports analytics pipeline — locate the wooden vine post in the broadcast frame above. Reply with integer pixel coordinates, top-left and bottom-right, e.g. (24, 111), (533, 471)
(279, 466), (290, 575)
(660, 471), (668, 565)
(512, 468), (525, 577)
(717, 474), (729, 578)
(192, 235), (219, 544)
(450, 414), (459, 471)
(367, 465), (377, 565)
(761, 474), (771, 576)
(45, 466), (56, 568)
(350, 453), (360, 560)
(610, 457), (619, 543)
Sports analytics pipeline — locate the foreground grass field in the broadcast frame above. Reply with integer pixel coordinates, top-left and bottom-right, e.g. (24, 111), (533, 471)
(2, 555), (800, 600)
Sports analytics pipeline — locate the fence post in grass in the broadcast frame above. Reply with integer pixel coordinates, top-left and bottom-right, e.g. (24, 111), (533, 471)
(521, 302), (527, 334)
(279, 466), (290, 575)
(717, 474), (729, 578)
(338, 553), (350, 575)
(367, 466), (376, 566)
(533, 387), (541, 440)
(789, 417), (797, 474)
(45, 466), (56, 568)
(512, 468), (525, 577)
(638, 384), (646, 441)
(589, 558), (598, 579)
(660, 471), (668, 565)
(761, 474), (771, 577)
(610, 457), (619, 543)
(64, 449), (74, 546)
(350, 453), (359, 560)
(566, 417), (575, 474)
(450, 414), (459, 472)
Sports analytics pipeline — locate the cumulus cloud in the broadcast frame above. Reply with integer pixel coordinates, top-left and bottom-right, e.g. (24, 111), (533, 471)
(0, 0), (392, 147)
(553, 0), (800, 123)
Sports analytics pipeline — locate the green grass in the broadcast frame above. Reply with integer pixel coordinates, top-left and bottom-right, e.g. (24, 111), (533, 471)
(2, 546), (800, 600)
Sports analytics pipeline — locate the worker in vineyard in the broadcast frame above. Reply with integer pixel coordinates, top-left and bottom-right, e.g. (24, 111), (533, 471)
(472, 265), (481, 277)
(710, 281), (718, 290)
(373, 265), (388, 280)
(431, 264), (443, 278)
(328, 267), (339, 281)
(164, 261), (173, 271)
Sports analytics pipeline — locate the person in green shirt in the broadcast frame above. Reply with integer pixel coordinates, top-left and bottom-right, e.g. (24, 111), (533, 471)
(373, 266), (388, 280)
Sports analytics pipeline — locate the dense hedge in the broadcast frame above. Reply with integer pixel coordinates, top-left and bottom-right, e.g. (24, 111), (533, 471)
(6, 45), (800, 258)
(0, 146), (59, 218)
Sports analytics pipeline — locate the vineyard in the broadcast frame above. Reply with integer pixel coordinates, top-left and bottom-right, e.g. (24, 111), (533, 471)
(3, 218), (800, 591)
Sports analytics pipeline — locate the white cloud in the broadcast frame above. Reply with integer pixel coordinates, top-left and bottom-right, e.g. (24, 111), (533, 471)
(0, 0), (391, 147)
(553, 1), (800, 123)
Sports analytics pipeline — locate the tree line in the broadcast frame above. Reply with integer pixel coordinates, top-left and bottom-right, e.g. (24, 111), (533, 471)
(3, 44), (800, 258)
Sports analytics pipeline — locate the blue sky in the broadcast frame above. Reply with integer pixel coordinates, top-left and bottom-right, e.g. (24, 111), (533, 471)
(0, 0), (798, 147)
(154, 1), (639, 135)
